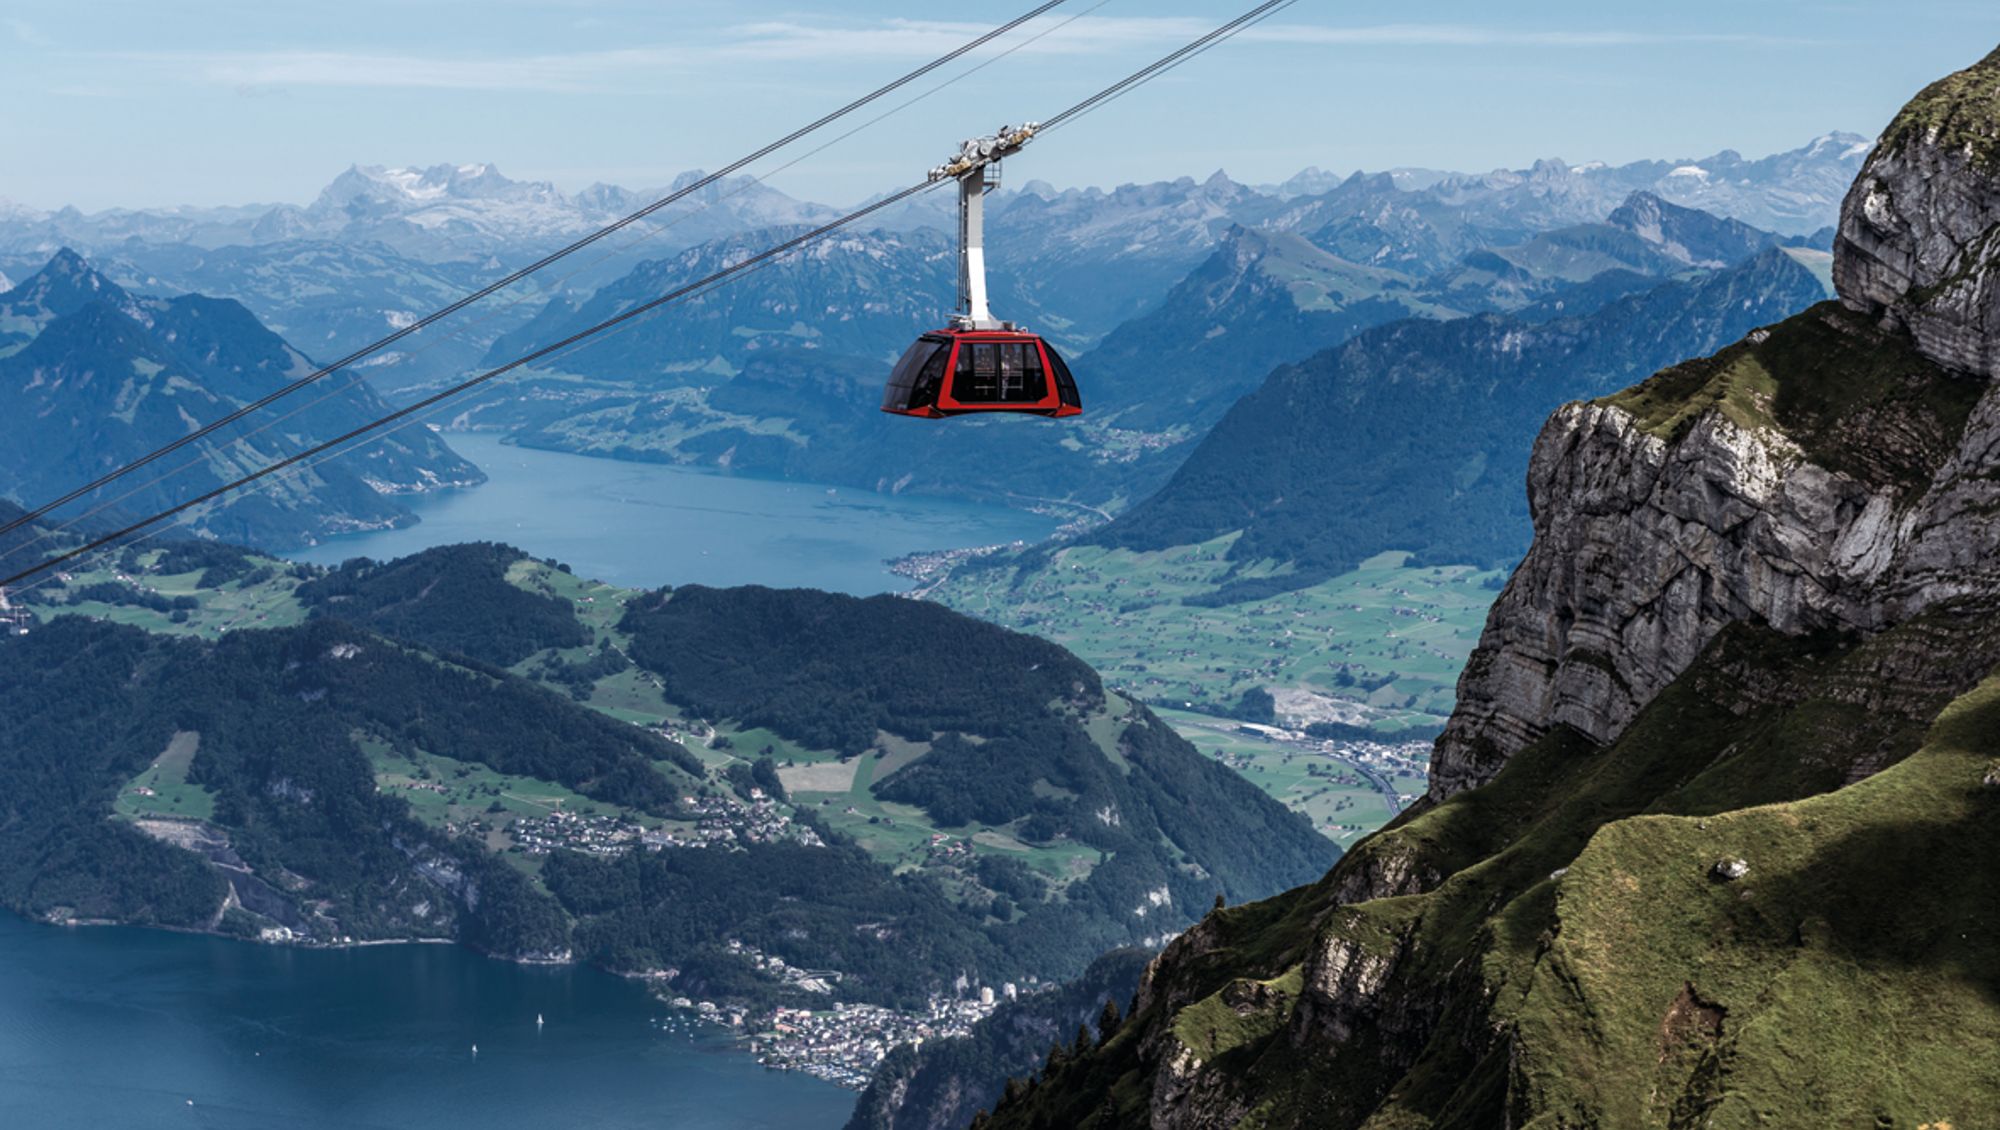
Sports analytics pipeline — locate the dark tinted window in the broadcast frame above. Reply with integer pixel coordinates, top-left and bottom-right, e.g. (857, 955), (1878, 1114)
(953, 342), (997, 402)
(909, 341), (950, 409)
(882, 338), (947, 411)
(952, 340), (1048, 403)
(1045, 343), (1081, 409)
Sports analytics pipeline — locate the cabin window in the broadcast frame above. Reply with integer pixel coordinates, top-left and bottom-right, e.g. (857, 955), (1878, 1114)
(1046, 345), (1081, 409)
(882, 338), (947, 411)
(909, 343), (949, 408)
(954, 341), (1047, 403)
(954, 342), (997, 402)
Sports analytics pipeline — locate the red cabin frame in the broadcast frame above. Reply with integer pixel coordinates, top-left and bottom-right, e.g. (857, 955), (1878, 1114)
(881, 329), (1082, 418)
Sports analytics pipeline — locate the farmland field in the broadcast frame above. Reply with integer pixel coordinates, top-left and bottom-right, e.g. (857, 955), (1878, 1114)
(1154, 708), (1423, 849)
(114, 730), (217, 822)
(927, 537), (1503, 736)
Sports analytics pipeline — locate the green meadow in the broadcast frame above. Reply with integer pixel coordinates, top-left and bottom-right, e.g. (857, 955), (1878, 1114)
(929, 537), (1502, 735)
(114, 730), (217, 822)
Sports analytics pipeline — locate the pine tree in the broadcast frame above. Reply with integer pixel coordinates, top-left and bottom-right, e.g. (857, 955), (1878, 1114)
(1097, 996), (1123, 1040)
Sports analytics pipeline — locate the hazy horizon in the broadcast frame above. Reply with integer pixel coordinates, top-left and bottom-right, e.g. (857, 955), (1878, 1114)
(4, 1), (1994, 213)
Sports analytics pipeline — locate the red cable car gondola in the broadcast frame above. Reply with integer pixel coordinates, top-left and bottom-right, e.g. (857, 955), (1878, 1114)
(881, 329), (1081, 418)
(882, 124), (1082, 420)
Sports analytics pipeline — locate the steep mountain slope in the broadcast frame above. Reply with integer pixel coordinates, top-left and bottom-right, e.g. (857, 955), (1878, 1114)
(1076, 227), (1458, 432)
(979, 49), (2000, 1129)
(1085, 245), (1833, 598)
(848, 948), (1151, 1130)
(0, 250), (481, 548)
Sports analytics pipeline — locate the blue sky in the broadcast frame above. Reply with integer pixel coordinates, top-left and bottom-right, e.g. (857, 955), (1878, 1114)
(3, 1), (1996, 211)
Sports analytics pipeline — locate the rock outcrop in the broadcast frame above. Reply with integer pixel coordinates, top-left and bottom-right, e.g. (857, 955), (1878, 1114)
(980, 44), (2000, 1130)
(1836, 46), (2000, 381)
(1431, 46), (2000, 801)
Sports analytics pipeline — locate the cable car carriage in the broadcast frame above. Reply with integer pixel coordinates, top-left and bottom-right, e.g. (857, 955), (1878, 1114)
(883, 124), (1082, 419)
(882, 329), (1080, 418)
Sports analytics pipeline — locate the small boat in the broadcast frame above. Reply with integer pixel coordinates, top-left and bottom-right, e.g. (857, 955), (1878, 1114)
(536, 1013), (545, 1028)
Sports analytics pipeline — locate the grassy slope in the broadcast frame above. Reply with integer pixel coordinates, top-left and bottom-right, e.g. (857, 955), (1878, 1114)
(113, 731), (216, 822)
(1516, 677), (2000, 1126)
(1604, 302), (1982, 498)
(988, 607), (2000, 1128)
(1880, 44), (2000, 172)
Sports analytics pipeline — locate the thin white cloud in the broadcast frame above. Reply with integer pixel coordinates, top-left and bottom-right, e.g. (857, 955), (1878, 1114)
(718, 16), (1202, 61)
(7, 17), (53, 48)
(104, 17), (1814, 95)
(717, 17), (1814, 59)
(182, 48), (679, 93)
(1238, 23), (1818, 48)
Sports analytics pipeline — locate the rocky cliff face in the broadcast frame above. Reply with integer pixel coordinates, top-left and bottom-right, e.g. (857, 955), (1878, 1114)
(1429, 45), (2000, 801)
(978, 44), (2000, 1130)
(1836, 46), (2000, 381)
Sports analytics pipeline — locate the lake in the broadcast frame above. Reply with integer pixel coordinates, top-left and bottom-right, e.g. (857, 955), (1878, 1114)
(2, 436), (1056, 1128)
(0, 914), (856, 1130)
(296, 433), (1060, 594)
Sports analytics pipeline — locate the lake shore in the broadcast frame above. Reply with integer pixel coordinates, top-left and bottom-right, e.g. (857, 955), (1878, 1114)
(293, 433), (1059, 596)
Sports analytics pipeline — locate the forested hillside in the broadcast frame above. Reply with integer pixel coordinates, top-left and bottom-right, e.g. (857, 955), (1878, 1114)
(0, 541), (1337, 1012)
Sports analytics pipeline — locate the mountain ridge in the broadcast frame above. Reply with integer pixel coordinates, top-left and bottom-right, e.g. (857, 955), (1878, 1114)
(970, 46), (2000, 1130)
(0, 250), (482, 548)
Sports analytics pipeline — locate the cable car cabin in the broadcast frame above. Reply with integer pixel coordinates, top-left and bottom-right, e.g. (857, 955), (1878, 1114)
(881, 330), (1081, 419)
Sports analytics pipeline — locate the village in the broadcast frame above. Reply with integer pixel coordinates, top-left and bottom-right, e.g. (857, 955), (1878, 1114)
(885, 542), (1024, 589)
(441, 786), (826, 860)
(0, 588), (30, 636)
(648, 938), (1036, 1089)
(747, 985), (1024, 1088)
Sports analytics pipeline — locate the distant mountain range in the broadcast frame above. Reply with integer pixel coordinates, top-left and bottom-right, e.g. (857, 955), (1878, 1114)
(0, 133), (1872, 548)
(0, 134), (1865, 263)
(1080, 245), (1835, 601)
(476, 225), (959, 383)
(1080, 191), (1824, 435)
(79, 240), (537, 394)
(0, 133), (1864, 365)
(450, 189), (1830, 525)
(0, 164), (837, 264)
(0, 250), (480, 549)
